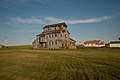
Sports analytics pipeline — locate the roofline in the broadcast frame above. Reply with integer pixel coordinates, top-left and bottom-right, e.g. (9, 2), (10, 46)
(70, 38), (76, 42)
(43, 22), (67, 29)
(110, 41), (120, 44)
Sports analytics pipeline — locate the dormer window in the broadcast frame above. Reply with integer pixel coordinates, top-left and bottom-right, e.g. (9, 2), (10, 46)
(56, 27), (59, 30)
(48, 27), (51, 30)
(44, 28), (48, 31)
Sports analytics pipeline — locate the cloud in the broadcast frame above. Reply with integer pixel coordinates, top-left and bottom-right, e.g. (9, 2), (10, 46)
(9, 17), (43, 24)
(45, 16), (65, 23)
(8, 16), (112, 25)
(0, 0), (54, 8)
(0, 0), (27, 8)
(66, 16), (112, 24)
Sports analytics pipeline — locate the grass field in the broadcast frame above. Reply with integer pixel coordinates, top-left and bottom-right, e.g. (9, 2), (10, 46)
(0, 46), (120, 80)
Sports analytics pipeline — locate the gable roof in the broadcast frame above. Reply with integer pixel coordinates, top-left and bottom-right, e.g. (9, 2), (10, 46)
(43, 22), (67, 29)
(84, 40), (104, 45)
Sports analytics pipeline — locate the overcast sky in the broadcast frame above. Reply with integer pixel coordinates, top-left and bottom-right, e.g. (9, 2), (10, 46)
(0, 0), (120, 46)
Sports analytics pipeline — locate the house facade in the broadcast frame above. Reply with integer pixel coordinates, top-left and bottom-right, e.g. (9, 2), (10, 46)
(109, 41), (120, 48)
(32, 22), (76, 49)
(83, 40), (105, 47)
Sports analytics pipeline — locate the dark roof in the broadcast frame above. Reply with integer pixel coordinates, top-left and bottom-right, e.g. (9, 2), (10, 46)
(70, 38), (76, 42)
(110, 41), (120, 44)
(36, 29), (71, 36)
(67, 30), (70, 34)
(43, 22), (67, 29)
(36, 30), (61, 36)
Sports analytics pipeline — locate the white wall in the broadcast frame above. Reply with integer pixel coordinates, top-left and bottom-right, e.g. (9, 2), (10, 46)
(110, 44), (120, 48)
(84, 44), (105, 47)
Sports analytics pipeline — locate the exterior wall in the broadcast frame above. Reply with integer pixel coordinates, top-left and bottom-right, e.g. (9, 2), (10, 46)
(46, 33), (60, 49)
(84, 44), (105, 47)
(45, 31), (70, 49)
(84, 44), (95, 47)
(96, 44), (105, 47)
(58, 31), (70, 48)
(32, 38), (40, 48)
(69, 42), (76, 49)
(110, 44), (120, 48)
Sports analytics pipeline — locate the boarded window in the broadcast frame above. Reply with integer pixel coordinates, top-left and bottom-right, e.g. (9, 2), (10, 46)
(52, 33), (54, 37)
(55, 33), (57, 37)
(55, 40), (57, 45)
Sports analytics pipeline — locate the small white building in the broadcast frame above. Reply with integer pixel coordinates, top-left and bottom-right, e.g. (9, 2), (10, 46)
(109, 41), (120, 48)
(83, 40), (105, 47)
(0, 44), (5, 48)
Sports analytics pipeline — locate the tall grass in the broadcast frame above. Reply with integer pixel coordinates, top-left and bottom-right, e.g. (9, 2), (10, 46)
(0, 45), (120, 80)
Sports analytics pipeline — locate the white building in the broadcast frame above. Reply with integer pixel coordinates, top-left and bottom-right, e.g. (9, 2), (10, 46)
(109, 41), (120, 48)
(0, 44), (5, 48)
(83, 40), (105, 47)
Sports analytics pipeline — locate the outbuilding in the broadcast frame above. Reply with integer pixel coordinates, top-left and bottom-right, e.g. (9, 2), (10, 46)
(109, 41), (120, 48)
(0, 44), (5, 48)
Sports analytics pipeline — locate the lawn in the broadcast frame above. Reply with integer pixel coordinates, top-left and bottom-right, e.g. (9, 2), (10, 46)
(0, 46), (120, 80)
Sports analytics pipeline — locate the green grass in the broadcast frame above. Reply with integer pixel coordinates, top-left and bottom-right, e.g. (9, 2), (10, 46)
(0, 46), (120, 80)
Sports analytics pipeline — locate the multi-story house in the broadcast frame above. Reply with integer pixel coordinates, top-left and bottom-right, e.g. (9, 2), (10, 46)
(32, 22), (76, 49)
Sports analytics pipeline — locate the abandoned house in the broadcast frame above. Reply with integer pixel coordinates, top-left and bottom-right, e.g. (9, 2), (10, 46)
(32, 22), (76, 49)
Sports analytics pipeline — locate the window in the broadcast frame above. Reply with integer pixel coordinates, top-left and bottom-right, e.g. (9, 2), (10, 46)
(56, 27), (59, 30)
(51, 27), (55, 30)
(55, 33), (57, 37)
(49, 27), (51, 30)
(44, 28), (48, 31)
(55, 40), (57, 45)
(49, 34), (51, 38)
(49, 41), (51, 45)
(47, 35), (49, 38)
(63, 27), (66, 30)
(65, 34), (66, 38)
(45, 35), (47, 38)
(52, 41), (54, 45)
(52, 33), (54, 37)
(60, 34), (62, 37)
